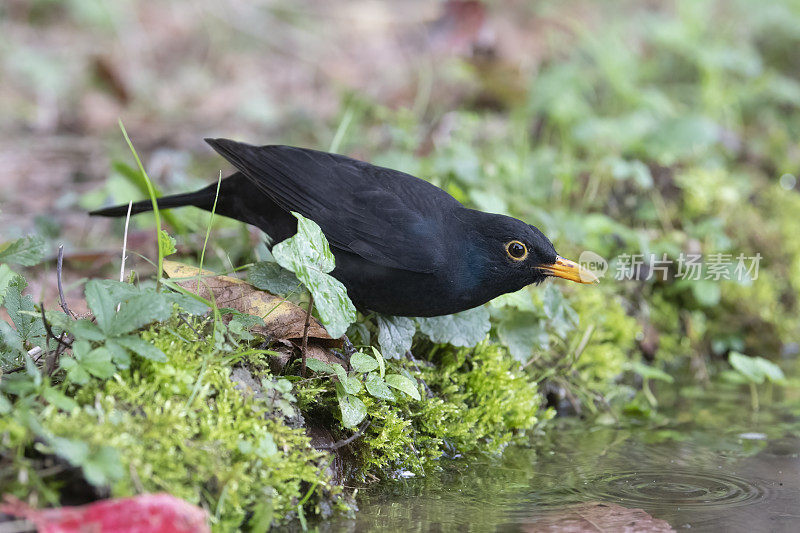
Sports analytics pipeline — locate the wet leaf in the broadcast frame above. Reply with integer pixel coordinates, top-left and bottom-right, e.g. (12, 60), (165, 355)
(385, 374), (421, 401)
(364, 373), (395, 402)
(350, 351), (379, 373)
(376, 315), (415, 359)
(336, 384), (367, 428)
(271, 213), (357, 339)
(416, 306), (490, 347)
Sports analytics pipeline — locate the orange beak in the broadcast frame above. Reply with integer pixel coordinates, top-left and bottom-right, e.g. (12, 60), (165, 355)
(539, 255), (599, 284)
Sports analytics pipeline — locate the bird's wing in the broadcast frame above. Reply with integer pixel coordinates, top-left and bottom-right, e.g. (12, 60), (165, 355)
(205, 138), (458, 273)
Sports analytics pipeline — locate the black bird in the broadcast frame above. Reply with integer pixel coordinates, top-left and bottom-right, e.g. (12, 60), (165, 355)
(92, 139), (597, 317)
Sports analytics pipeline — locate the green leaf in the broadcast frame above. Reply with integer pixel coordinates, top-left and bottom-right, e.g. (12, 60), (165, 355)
(343, 375), (363, 395)
(272, 213), (357, 338)
(69, 319), (105, 341)
(0, 264), (19, 305)
(628, 361), (675, 383)
(0, 320), (24, 356)
(336, 385), (367, 428)
(729, 351), (765, 384)
(0, 394), (11, 414)
(305, 357), (333, 374)
(350, 351), (379, 373)
(106, 293), (172, 337)
(105, 339), (131, 368)
(49, 436), (89, 466)
(248, 261), (301, 297)
(416, 306), (490, 347)
(43, 388), (78, 412)
(84, 280), (117, 333)
(376, 315), (415, 359)
(496, 312), (550, 361)
(63, 341), (116, 383)
(3, 276), (44, 343)
(692, 280), (721, 307)
(159, 230), (177, 257)
(371, 346), (386, 378)
(364, 373), (395, 401)
(115, 335), (167, 363)
(81, 445), (124, 487)
(0, 235), (46, 266)
(331, 363), (348, 384)
(164, 292), (209, 316)
(385, 373), (421, 401)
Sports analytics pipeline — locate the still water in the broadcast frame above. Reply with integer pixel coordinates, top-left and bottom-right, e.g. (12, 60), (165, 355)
(328, 374), (800, 532)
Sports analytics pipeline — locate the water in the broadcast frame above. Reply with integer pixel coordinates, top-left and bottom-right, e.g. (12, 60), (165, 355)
(327, 373), (800, 532)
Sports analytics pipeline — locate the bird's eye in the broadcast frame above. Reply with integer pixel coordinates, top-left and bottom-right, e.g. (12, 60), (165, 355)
(505, 240), (528, 261)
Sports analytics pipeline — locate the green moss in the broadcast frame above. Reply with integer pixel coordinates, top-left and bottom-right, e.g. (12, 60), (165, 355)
(355, 342), (549, 478)
(2, 320), (336, 531)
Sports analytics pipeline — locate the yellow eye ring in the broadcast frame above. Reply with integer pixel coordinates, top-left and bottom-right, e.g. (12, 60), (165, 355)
(505, 240), (528, 261)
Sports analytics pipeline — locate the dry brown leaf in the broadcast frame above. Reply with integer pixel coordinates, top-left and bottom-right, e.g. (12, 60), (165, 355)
(163, 260), (342, 349)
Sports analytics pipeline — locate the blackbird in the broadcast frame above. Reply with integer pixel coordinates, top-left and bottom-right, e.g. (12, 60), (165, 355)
(92, 139), (597, 316)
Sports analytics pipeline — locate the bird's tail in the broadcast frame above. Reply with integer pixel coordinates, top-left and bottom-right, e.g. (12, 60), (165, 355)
(89, 183), (219, 218)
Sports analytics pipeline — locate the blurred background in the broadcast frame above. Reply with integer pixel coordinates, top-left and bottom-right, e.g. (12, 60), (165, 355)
(2, 0), (800, 368)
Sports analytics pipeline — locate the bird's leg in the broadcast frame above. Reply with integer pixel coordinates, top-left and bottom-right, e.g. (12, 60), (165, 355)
(301, 294), (314, 377)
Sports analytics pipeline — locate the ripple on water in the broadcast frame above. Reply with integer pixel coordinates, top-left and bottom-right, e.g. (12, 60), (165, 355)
(576, 469), (769, 511)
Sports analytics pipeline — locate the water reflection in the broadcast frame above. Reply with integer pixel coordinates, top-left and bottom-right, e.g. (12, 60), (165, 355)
(327, 378), (800, 532)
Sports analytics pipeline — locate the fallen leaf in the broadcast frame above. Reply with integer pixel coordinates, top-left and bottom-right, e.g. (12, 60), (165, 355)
(0, 493), (210, 533)
(163, 260), (342, 348)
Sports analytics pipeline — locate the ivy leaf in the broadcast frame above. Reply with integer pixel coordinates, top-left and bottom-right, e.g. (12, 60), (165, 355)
(248, 261), (301, 297)
(336, 384), (367, 428)
(376, 315), (415, 359)
(364, 373), (395, 402)
(416, 306), (490, 347)
(496, 312), (550, 361)
(271, 213), (357, 339)
(350, 351), (379, 373)
(0, 235), (46, 266)
(385, 374), (421, 401)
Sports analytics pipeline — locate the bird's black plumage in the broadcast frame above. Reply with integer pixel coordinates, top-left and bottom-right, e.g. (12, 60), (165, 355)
(92, 139), (594, 316)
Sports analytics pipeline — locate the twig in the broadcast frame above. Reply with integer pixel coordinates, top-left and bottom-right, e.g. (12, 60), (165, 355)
(56, 245), (73, 318)
(40, 304), (72, 350)
(316, 419), (371, 450)
(300, 294), (314, 377)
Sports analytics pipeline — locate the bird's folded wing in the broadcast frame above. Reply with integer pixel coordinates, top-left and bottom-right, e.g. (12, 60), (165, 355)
(206, 138), (455, 273)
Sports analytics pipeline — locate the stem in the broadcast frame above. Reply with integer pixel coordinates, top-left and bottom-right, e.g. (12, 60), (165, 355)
(301, 294), (314, 377)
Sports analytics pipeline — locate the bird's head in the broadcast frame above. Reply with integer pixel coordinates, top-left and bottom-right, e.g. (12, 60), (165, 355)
(459, 211), (598, 298)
